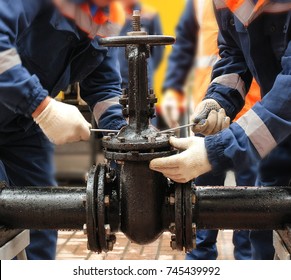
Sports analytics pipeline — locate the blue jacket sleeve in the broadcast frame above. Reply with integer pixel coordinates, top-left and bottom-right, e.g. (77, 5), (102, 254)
(205, 40), (291, 175)
(163, 0), (198, 92)
(0, 0), (49, 121)
(80, 47), (127, 130)
(204, 11), (253, 120)
(149, 14), (164, 71)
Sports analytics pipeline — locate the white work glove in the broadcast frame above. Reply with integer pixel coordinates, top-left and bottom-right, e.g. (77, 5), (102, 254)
(149, 136), (212, 183)
(161, 89), (186, 128)
(192, 99), (230, 135)
(34, 99), (91, 145)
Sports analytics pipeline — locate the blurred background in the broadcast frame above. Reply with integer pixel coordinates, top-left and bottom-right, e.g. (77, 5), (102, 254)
(140, 0), (186, 109)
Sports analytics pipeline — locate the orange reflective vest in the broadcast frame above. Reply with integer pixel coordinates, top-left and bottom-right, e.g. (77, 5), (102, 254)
(214, 0), (291, 26)
(193, 0), (261, 120)
(81, 1), (125, 27)
(80, 1), (125, 36)
(54, 0), (125, 38)
(192, 0), (220, 106)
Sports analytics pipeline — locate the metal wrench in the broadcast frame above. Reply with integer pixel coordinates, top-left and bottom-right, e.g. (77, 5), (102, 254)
(90, 122), (200, 135)
(90, 129), (120, 133)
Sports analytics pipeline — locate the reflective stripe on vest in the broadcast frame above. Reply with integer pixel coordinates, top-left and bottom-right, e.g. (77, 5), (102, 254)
(211, 73), (247, 99)
(53, 0), (123, 38)
(0, 48), (21, 75)
(93, 96), (120, 124)
(213, 0), (228, 9)
(196, 54), (220, 68)
(236, 109), (277, 158)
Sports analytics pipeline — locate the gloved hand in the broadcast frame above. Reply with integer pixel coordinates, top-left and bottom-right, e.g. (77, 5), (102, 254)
(192, 99), (230, 135)
(161, 89), (186, 128)
(149, 136), (212, 183)
(33, 97), (92, 145)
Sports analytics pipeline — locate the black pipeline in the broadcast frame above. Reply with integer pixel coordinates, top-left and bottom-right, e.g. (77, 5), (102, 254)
(1, 185), (291, 231)
(0, 186), (86, 229)
(193, 186), (291, 230)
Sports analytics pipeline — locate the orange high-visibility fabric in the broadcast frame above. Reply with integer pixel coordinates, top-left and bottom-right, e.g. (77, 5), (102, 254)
(192, 0), (261, 118)
(224, 0), (269, 25)
(226, 0), (245, 11)
(225, 0), (267, 12)
(192, 0), (219, 105)
(234, 79), (261, 121)
(80, 1), (125, 26)
(253, 0), (267, 12)
(108, 1), (125, 26)
(125, 3), (157, 20)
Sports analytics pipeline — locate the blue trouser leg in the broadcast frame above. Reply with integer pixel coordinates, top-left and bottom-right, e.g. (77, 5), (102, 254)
(185, 229), (219, 260)
(0, 124), (58, 260)
(186, 172), (224, 260)
(232, 230), (252, 260)
(250, 230), (274, 260)
(186, 170), (253, 260)
(251, 138), (291, 260)
(231, 165), (257, 260)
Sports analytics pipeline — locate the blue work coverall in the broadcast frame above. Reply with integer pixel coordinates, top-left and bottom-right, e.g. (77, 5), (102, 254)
(163, 0), (253, 260)
(204, 3), (291, 259)
(118, 3), (164, 89)
(0, 0), (126, 259)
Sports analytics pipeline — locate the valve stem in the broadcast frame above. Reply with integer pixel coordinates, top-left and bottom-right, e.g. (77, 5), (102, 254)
(132, 10), (141, 32)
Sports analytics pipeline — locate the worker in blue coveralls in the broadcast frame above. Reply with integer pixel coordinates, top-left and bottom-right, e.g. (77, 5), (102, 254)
(118, 0), (164, 89)
(150, 0), (291, 260)
(0, 0), (126, 259)
(160, 0), (255, 260)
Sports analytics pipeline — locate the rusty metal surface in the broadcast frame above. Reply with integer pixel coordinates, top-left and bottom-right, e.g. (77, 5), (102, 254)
(2, 184), (291, 231)
(193, 186), (291, 230)
(99, 35), (175, 47)
(86, 164), (119, 252)
(171, 182), (195, 252)
(3, 12), (291, 255)
(105, 167), (120, 234)
(161, 180), (176, 231)
(86, 165), (100, 252)
(120, 162), (168, 244)
(1, 180), (291, 253)
(174, 184), (183, 251)
(96, 164), (108, 251)
(102, 133), (171, 150)
(0, 186), (86, 229)
(99, 15), (175, 163)
(104, 150), (175, 161)
(184, 183), (194, 252)
(98, 12), (177, 246)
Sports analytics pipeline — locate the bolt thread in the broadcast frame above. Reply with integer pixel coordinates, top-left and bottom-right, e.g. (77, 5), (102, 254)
(132, 10), (141, 31)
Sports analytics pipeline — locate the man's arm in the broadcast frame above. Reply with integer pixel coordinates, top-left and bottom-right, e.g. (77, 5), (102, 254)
(0, 0), (92, 145)
(203, 10), (253, 121)
(149, 14), (164, 71)
(206, 39), (291, 174)
(163, 0), (198, 92)
(191, 8), (254, 135)
(150, 11), (291, 182)
(160, 0), (198, 127)
(0, 0), (50, 121)
(80, 47), (127, 130)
